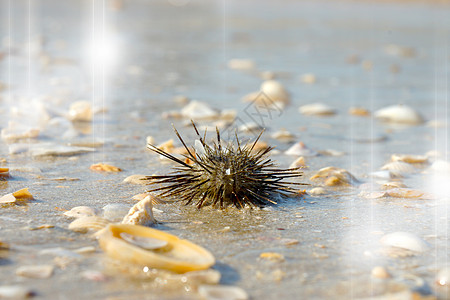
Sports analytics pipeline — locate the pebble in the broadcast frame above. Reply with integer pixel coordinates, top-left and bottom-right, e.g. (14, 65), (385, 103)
(374, 104), (424, 125)
(123, 174), (151, 185)
(16, 265), (54, 279)
(298, 103), (336, 116)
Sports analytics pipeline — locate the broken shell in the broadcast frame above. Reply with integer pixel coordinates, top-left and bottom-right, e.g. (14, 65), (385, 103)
(181, 101), (219, 120)
(380, 232), (430, 253)
(308, 187), (327, 196)
(285, 142), (317, 156)
(310, 167), (358, 186)
(349, 107), (370, 117)
(374, 104), (424, 125)
(69, 216), (110, 233)
(64, 206), (98, 219)
(0, 188), (34, 204)
(123, 174), (151, 185)
(90, 163), (122, 172)
(122, 195), (157, 226)
(289, 156), (306, 169)
(97, 224), (215, 273)
(198, 285), (248, 300)
(132, 193), (167, 205)
(68, 101), (92, 122)
(16, 265), (54, 279)
(103, 204), (131, 222)
(0, 167), (10, 179)
(260, 80), (290, 104)
(391, 154), (428, 164)
(120, 232), (168, 250)
(381, 161), (416, 176)
(271, 128), (295, 142)
(386, 188), (426, 199)
(299, 103), (336, 116)
(227, 58), (255, 70)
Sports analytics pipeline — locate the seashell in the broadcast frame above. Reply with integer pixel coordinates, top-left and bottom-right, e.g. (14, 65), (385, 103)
(381, 182), (407, 190)
(16, 265), (54, 279)
(308, 187), (327, 196)
(310, 167), (358, 186)
(68, 100), (92, 122)
(69, 216), (110, 233)
(123, 174), (151, 185)
(271, 128), (295, 142)
(260, 80), (290, 104)
(300, 73), (316, 84)
(289, 156), (306, 169)
(90, 163), (122, 172)
(29, 143), (95, 157)
(120, 232), (168, 250)
(227, 59), (255, 70)
(198, 285), (249, 300)
(181, 101), (219, 120)
(371, 266), (391, 279)
(0, 285), (35, 298)
(436, 266), (450, 286)
(391, 154), (428, 164)
(121, 195), (157, 226)
(285, 142), (317, 156)
(349, 107), (370, 117)
(374, 104), (424, 125)
(0, 188), (34, 204)
(381, 161), (416, 176)
(380, 232), (430, 253)
(259, 252), (284, 262)
(299, 103), (336, 116)
(0, 167), (10, 179)
(386, 188), (426, 199)
(64, 206), (98, 219)
(103, 204), (131, 222)
(318, 149), (346, 157)
(132, 193), (167, 205)
(370, 170), (402, 180)
(97, 223), (215, 273)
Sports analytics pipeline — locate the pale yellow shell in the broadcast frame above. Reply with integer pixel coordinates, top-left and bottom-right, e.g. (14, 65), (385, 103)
(97, 224), (215, 273)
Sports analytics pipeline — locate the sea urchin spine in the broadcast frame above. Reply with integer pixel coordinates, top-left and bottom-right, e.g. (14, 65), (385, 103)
(145, 121), (305, 209)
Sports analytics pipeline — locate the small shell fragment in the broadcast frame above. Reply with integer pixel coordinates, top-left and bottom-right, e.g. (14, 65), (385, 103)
(310, 167), (358, 186)
(0, 188), (34, 204)
(289, 157), (306, 169)
(374, 104), (424, 125)
(181, 101), (219, 120)
(198, 285), (249, 300)
(259, 252), (285, 262)
(123, 174), (150, 185)
(386, 188), (425, 199)
(308, 187), (327, 196)
(381, 182), (407, 190)
(349, 107), (370, 117)
(69, 216), (110, 233)
(299, 103), (336, 116)
(381, 161), (416, 176)
(16, 265), (54, 279)
(271, 128), (295, 142)
(0, 167), (10, 179)
(285, 142), (317, 156)
(97, 224), (215, 273)
(122, 195), (157, 226)
(380, 232), (430, 253)
(90, 163), (122, 172)
(391, 154), (428, 164)
(300, 73), (316, 84)
(64, 206), (98, 219)
(260, 80), (290, 104)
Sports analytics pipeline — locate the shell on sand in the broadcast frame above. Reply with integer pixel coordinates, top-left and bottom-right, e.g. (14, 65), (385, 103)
(69, 216), (110, 233)
(64, 206), (98, 219)
(380, 232), (430, 253)
(299, 103), (336, 116)
(374, 104), (424, 125)
(121, 195), (157, 226)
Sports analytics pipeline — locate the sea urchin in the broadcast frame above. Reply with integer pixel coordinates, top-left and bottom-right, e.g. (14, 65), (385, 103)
(145, 121), (305, 209)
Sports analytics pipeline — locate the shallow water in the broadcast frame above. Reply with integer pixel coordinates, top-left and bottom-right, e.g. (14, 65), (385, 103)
(0, 0), (449, 299)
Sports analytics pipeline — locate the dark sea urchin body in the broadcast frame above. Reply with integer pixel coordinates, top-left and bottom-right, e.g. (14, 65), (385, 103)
(145, 122), (306, 209)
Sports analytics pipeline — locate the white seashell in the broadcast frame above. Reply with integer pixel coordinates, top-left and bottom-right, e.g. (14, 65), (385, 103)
(380, 232), (430, 253)
(391, 154), (428, 164)
(181, 101), (219, 120)
(370, 170), (402, 180)
(68, 101), (93, 122)
(374, 104), (424, 125)
(120, 232), (168, 250)
(64, 206), (98, 219)
(436, 266), (450, 286)
(227, 59), (255, 70)
(308, 187), (327, 196)
(0, 285), (35, 298)
(289, 156), (306, 169)
(299, 103), (336, 116)
(29, 143), (95, 157)
(386, 188), (427, 199)
(122, 196), (157, 226)
(381, 161), (416, 176)
(103, 204), (131, 222)
(16, 265), (54, 279)
(123, 174), (151, 185)
(310, 167), (358, 186)
(285, 142), (317, 156)
(260, 80), (290, 104)
(69, 216), (110, 233)
(198, 284), (249, 300)
(271, 128), (295, 142)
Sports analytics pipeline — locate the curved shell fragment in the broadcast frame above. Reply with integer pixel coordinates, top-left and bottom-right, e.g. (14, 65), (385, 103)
(68, 216), (110, 233)
(380, 232), (430, 253)
(122, 195), (157, 226)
